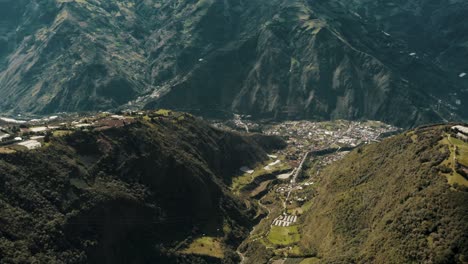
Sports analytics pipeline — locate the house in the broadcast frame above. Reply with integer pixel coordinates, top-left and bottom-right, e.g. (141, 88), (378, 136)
(452, 125), (468, 141)
(452, 125), (468, 135)
(18, 140), (41, 150)
(29, 126), (48, 133)
(457, 133), (468, 141)
(240, 166), (254, 174)
(0, 132), (10, 142)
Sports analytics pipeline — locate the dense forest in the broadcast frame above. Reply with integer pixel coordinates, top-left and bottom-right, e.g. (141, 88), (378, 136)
(0, 112), (285, 263)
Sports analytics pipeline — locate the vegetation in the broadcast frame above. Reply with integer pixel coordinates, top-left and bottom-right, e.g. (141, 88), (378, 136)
(439, 134), (468, 187)
(295, 125), (468, 263)
(268, 226), (301, 246)
(230, 158), (291, 195)
(1, 0), (465, 127)
(0, 113), (285, 264)
(299, 258), (321, 264)
(180, 237), (224, 259)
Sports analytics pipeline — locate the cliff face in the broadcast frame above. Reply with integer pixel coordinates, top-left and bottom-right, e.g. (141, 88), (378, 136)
(0, 113), (285, 263)
(0, 0), (466, 127)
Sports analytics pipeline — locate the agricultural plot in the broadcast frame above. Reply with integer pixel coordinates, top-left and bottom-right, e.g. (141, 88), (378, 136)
(268, 226), (301, 246)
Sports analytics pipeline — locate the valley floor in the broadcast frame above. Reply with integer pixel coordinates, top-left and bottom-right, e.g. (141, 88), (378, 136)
(214, 118), (400, 263)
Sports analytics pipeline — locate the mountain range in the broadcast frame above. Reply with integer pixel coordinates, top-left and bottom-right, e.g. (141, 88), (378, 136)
(0, 0), (467, 127)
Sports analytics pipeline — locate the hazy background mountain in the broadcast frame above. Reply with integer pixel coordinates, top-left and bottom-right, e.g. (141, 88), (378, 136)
(0, 0), (466, 126)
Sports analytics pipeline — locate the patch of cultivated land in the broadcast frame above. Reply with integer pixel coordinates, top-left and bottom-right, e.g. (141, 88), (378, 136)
(298, 258), (321, 264)
(231, 157), (291, 194)
(448, 136), (468, 166)
(268, 226), (301, 246)
(439, 134), (468, 187)
(180, 237), (224, 259)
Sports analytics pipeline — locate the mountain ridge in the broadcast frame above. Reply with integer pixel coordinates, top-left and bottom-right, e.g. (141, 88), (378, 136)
(0, 111), (285, 263)
(297, 124), (468, 263)
(0, 0), (466, 127)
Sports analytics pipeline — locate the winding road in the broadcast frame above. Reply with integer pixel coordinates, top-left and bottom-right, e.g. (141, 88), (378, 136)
(237, 199), (272, 264)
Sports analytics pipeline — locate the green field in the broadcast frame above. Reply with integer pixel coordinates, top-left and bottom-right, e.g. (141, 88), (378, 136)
(268, 225), (301, 246)
(440, 135), (468, 187)
(299, 257), (321, 264)
(180, 237), (224, 258)
(53, 130), (73, 137)
(448, 136), (468, 167)
(155, 109), (172, 116)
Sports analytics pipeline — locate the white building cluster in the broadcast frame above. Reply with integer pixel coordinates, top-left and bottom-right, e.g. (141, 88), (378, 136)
(272, 214), (298, 227)
(452, 125), (468, 141)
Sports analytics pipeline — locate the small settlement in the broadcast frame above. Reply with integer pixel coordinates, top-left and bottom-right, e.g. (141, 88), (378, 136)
(0, 112), (141, 153)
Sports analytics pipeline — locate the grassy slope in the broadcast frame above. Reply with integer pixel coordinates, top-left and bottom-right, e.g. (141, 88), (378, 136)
(268, 226), (301, 246)
(299, 125), (468, 263)
(181, 237), (224, 259)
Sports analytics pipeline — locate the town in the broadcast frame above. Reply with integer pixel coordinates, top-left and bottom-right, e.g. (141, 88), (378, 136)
(222, 117), (401, 263)
(259, 119), (399, 214)
(1, 110), (466, 263)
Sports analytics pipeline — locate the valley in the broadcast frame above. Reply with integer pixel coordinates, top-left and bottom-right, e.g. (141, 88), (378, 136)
(0, 110), (287, 263)
(0, 110), (467, 263)
(0, 110), (407, 261)
(0, 1), (467, 263)
(234, 123), (468, 263)
(217, 118), (401, 263)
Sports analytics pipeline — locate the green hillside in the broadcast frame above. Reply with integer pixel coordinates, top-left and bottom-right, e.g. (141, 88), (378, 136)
(0, 111), (285, 263)
(298, 125), (468, 263)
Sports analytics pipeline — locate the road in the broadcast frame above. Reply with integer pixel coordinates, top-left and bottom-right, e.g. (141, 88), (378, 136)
(237, 249), (246, 264)
(284, 151), (310, 209)
(237, 199), (272, 263)
(283, 123), (356, 208)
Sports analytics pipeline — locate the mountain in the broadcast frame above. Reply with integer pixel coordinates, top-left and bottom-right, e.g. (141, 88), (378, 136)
(340, 0), (468, 77)
(295, 125), (468, 263)
(0, 111), (285, 263)
(0, 0), (466, 126)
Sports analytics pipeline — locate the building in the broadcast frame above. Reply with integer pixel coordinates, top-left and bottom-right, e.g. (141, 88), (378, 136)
(452, 125), (468, 141)
(0, 132), (10, 142)
(17, 140), (41, 150)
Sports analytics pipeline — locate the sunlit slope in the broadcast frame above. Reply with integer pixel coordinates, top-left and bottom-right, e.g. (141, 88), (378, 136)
(299, 125), (468, 263)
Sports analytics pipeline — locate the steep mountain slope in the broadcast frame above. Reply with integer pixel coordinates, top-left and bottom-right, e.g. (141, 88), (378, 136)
(341, 0), (468, 76)
(337, 0), (468, 118)
(0, 0), (466, 126)
(0, 0), (150, 113)
(145, 0), (465, 126)
(0, 112), (285, 263)
(298, 125), (468, 263)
